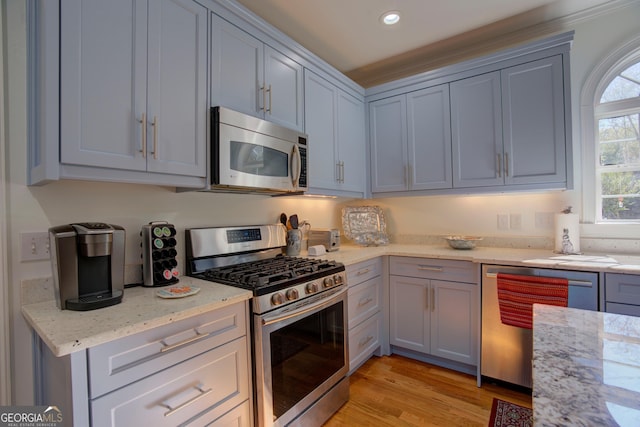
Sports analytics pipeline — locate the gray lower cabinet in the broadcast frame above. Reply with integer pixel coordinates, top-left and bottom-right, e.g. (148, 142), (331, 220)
(58, 0), (207, 182)
(211, 14), (304, 132)
(389, 257), (479, 369)
(304, 69), (366, 196)
(369, 84), (452, 193)
(605, 273), (640, 316)
(346, 259), (383, 373)
(35, 301), (252, 427)
(451, 55), (567, 189)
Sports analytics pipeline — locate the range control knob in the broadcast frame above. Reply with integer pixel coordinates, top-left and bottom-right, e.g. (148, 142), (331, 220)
(334, 274), (344, 285)
(306, 282), (319, 294)
(323, 277), (334, 288)
(286, 288), (299, 301)
(271, 293), (285, 306)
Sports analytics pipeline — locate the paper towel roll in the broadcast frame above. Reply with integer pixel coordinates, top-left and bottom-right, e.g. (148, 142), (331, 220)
(554, 213), (580, 254)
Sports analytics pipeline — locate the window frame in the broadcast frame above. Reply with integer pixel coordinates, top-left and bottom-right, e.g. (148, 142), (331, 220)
(581, 34), (640, 227)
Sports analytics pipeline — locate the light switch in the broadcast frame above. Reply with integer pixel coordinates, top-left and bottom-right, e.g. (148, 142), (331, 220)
(20, 232), (50, 262)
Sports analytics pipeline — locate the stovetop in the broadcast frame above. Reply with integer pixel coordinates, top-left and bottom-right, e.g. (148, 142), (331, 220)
(193, 255), (345, 296)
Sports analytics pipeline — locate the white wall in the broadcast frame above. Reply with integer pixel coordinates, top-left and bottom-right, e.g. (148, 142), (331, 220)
(4, 0), (640, 404)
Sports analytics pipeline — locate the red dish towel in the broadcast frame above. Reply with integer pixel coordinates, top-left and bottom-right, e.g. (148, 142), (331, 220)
(496, 273), (568, 329)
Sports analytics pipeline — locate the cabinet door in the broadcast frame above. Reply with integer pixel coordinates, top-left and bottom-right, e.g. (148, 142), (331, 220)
(407, 85), (452, 190)
(264, 46), (304, 131)
(389, 276), (429, 352)
(430, 280), (478, 365)
(60, 0), (148, 171)
(304, 70), (338, 191)
(337, 90), (366, 193)
(451, 71), (503, 188)
(502, 55), (566, 185)
(146, 0), (207, 177)
(210, 15), (263, 118)
(370, 95), (408, 193)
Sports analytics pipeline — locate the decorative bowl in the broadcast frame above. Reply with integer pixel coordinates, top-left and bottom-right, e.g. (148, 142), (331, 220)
(445, 236), (483, 250)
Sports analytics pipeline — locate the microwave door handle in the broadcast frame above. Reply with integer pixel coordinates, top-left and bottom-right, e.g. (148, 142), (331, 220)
(291, 144), (301, 188)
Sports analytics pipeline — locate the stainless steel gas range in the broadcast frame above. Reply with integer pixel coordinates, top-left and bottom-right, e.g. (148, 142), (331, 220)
(185, 224), (349, 427)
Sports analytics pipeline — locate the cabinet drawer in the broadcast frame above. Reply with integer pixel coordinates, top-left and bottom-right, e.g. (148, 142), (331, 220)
(91, 336), (249, 427)
(348, 312), (381, 373)
(606, 273), (640, 306)
(347, 258), (381, 287)
(185, 400), (251, 427)
(390, 256), (477, 283)
(88, 301), (247, 397)
(606, 302), (640, 317)
(348, 276), (382, 327)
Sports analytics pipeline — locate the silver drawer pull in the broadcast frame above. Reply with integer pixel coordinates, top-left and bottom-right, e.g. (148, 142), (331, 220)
(358, 297), (373, 307)
(356, 268), (371, 276)
(359, 335), (374, 347)
(162, 383), (212, 417)
(417, 266), (443, 272)
(160, 330), (209, 353)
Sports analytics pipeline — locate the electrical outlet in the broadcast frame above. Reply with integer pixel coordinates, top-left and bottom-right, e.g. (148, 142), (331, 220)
(21, 232), (50, 261)
(535, 212), (555, 229)
(497, 214), (509, 230)
(510, 213), (522, 230)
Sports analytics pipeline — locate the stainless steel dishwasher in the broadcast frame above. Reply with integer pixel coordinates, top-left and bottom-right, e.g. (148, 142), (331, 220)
(481, 264), (598, 388)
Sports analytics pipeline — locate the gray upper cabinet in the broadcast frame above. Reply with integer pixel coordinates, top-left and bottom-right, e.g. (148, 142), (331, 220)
(451, 72), (503, 188)
(211, 15), (304, 132)
(305, 70), (365, 196)
(370, 84), (452, 193)
(367, 32), (573, 197)
(60, 0), (207, 179)
(451, 56), (566, 188)
(501, 55), (566, 185)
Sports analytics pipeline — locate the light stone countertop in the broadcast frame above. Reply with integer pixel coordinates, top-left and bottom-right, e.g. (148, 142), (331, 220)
(533, 305), (640, 426)
(21, 276), (252, 357)
(22, 242), (640, 358)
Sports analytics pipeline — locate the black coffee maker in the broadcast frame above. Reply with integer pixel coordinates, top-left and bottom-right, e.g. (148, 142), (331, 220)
(49, 223), (125, 311)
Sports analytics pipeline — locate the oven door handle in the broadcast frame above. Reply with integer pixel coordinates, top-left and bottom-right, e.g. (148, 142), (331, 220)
(261, 287), (346, 326)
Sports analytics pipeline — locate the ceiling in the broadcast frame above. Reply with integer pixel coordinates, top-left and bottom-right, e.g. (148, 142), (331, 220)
(234, 0), (624, 87)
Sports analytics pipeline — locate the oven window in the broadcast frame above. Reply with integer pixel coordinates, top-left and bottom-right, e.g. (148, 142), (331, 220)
(270, 301), (345, 419)
(230, 140), (288, 177)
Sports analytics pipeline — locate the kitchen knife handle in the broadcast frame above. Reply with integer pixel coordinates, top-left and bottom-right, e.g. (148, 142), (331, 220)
(138, 112), (147, 158)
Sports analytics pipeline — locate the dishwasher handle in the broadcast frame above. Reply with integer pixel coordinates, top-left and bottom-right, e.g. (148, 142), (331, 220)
(484, 271), (593, 287)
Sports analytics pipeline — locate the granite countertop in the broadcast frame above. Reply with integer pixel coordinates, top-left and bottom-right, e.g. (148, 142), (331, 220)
(22, 242), (640, 358)
(319, 243), (640, 273)
(533, 305), (640, 426)
(21, 276), (252, 357)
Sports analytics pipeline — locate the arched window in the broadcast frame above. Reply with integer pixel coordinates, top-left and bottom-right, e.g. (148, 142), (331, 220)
(582, 36), (640, 224)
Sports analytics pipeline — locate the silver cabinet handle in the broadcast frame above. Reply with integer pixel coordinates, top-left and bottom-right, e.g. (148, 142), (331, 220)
(151, 115), (158, 160)
(497, 153), (502, 178)
(504, 152), (509, 177)
(358, 297), (373, 307)
(260, 84), (266, 112)
(355, 268), (371, 276)
(359, 335), (374, 348)
(162, 383), (212, 417)
(335, 162), (340, 183)
(138, 112), (147, 158)
(160, 330), (209, 353)
(431, 287), (435, 312)
(417, 266), (443, 272)
(339, 161), (345, 183)
(266, 84), (272, 113)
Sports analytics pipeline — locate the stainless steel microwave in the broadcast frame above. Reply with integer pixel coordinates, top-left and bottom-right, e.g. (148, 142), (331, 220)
(210, 107), (308, 194)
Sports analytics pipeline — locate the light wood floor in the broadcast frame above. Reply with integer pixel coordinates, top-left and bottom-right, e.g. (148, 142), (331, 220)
(324, 355), (532, 426)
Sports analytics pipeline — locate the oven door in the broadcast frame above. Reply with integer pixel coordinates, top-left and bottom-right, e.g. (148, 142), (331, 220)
(254, 286), (348, 427)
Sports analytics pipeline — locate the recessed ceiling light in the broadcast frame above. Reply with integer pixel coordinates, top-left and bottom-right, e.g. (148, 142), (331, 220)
(380, 11), (400, 25)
